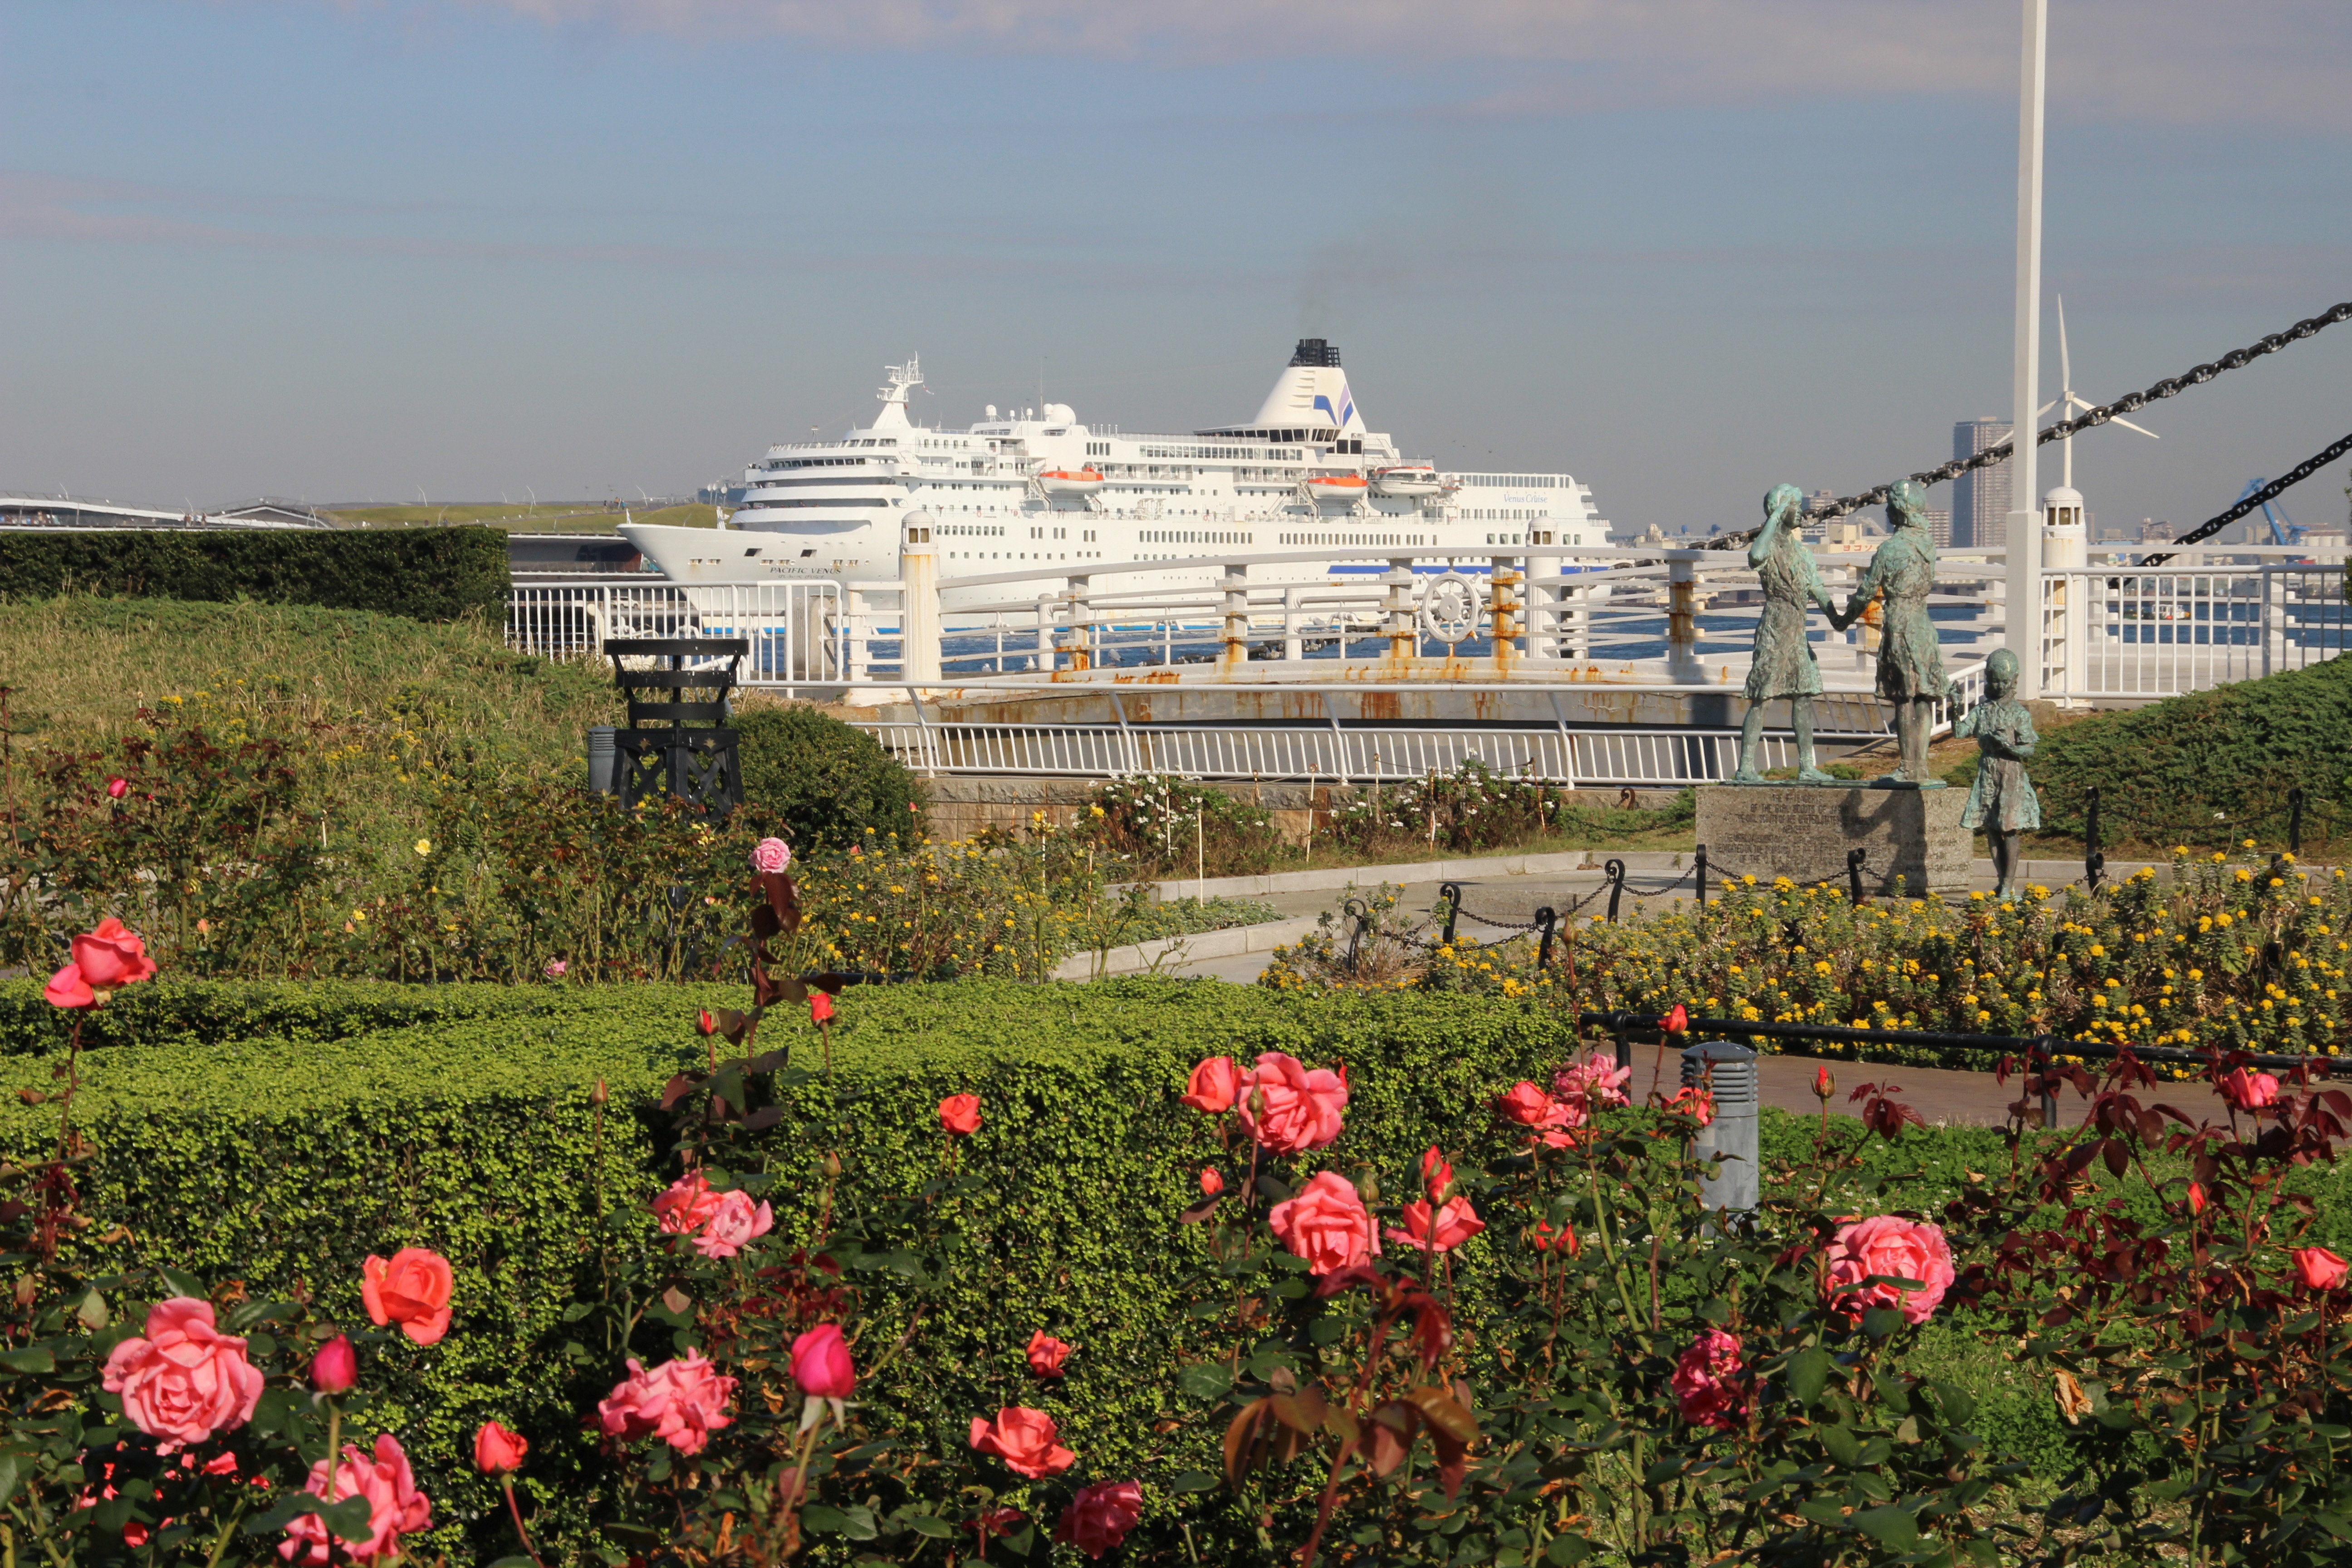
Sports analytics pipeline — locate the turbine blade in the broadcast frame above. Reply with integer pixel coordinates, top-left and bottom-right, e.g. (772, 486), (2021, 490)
(2056, 295), (2071, 394)
(2037, 399), (2059, 417)
(2109, 416), (2161, 440)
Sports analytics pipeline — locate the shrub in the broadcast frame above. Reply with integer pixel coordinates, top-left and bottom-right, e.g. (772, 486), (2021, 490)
(734, 705), (924, 853)
(1084, 772), (1287, 878)
(0, 526), (508, 623)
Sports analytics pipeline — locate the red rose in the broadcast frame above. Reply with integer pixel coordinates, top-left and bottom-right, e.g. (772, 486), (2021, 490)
(2294, 1247), (2349, 1291)
(43, 965), (95, 1010)
(1496, 1082), (1578, 1129)
(106, 777), (128, 799)
(1671, 1329), (1749, 1431)
(474, 1420), (528, 1477)
(1267, 1171), (1378, 1275)
(1420, 1146), (1453, 1200)
(1385, 1195), (1485, 1255)
(72, 917), (157, 991)
(939, 1094), (982, 1136)
(1181, 1056), (1240, 1114)
(1198, 1167), (1224, 1197)
(361, 1248), (454, 1347)
(696, 1008), (716, 1036)
(309, 1334), (357, 1395)
(1054, 1479), (1143, 1560)
(2221, 1068), (2280, 1110)
(810, 990), (834, 1024)
(968, 1407), (1075, 1478)
(1025, 1329), (1072, 1378)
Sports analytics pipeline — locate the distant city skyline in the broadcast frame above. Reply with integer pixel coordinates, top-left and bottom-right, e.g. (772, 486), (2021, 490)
(3, 2), (2348, 539)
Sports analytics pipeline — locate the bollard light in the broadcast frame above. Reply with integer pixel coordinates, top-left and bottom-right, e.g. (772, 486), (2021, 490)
(586, 725), (617, 795)
(1681, 1039), (1759, 1214)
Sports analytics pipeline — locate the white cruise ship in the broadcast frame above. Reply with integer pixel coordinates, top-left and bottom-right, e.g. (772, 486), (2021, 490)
(620, 340), (1607, 617)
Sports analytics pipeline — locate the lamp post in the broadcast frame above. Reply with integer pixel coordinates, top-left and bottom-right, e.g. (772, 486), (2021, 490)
(2003, 0), (2049, 698)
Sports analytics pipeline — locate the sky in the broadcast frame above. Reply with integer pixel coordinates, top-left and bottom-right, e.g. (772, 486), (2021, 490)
(3, 0), (2349, 539)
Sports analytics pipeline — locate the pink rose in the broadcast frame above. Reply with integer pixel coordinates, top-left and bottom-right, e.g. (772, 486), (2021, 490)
(277, 1434), (431, 1565)
(361, 1248), (454, 1347)
(969, 1406), (1076, 1478)
(693, 1189), (774, 1260)
(1181, 1056), (1240, 1114)
(1824, 1215), (1956, 1325)
(72, 918), (157, 991)
(790, 1324), (857, 1400)
(102, 1298), (265, 1448)
(1054, 1479), (1144, 1560)
(598, 1349), (738, 1455)
(43, 964), (95, 1010)
(1026, 1329), (1072, 1378)
(1671, 1329), (1750, 1431)
(1267, 1171), (1379, 1276)
(2221, 1068), (2280, 1111)
(1199, 1167), (1224, 1197)
(1237, 1053), (1348, 1154)
(1554, 1051), (1632, 1110)
(474, 1420), (529, 1477)
(106, 776), (129, 800)
(752, 838), (793, 874)
(939, 1094), (982, 1136)
(1385, 1195), (1485, 1255)
(654, 1171), (725, 1236)
(2295, 1247), (2349, 1291)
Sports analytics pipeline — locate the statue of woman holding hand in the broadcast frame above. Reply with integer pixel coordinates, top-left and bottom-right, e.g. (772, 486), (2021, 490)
(1734, 483), (1840, 784)
(1834, 478), (1949, 787)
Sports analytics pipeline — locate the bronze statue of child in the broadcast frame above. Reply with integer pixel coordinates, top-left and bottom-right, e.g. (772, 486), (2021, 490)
(1953, 647), (2040, 898)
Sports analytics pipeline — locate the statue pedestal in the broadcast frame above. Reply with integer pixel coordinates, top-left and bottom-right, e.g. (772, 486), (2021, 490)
(1695, 785), (1972, 898)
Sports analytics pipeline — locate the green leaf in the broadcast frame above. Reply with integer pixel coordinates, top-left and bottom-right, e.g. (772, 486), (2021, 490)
(1819, 1425), (1862, 1468)
(907, 1515), (955, 1539)
(1860, 1306), (1904, 1340)
(0, 1348), (54, 1374)
(1788, 1348), (1833, 1405)
(156, 1268), (207, 1301)
(0, 1455), (19, 1507)
(802, 1506), (852, 1534)
(73, 1290), (108, 1332)
(1794, 1499), (1847, 1527)
(1171, 1470), (1220, 1493)
(1177, 1361), (1234, 1400)
(1544, 1536), (1596, 1565)
(1853, 1504), (1920, 1549)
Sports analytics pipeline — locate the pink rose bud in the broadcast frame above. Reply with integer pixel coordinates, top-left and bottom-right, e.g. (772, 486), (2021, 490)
(1664, 1003), (1689, 1035)
(106, 777), (128, 800)
(810, 990), (834, 1024)
(1198, 1167), (1224, 1197)
(789, 1323), (857, 1400)
(310, 1334), (357, 1395)
(1025, 1330), (1072, 1379)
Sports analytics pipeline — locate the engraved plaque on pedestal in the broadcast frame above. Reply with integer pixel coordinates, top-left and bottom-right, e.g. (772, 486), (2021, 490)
(1695, 785), (1971, 898)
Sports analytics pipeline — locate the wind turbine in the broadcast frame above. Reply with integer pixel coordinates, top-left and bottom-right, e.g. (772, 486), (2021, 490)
(2039, 295), (2159, 490)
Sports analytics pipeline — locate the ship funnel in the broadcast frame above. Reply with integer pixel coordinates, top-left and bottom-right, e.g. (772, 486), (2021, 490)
(1248, 338), (1365, 436)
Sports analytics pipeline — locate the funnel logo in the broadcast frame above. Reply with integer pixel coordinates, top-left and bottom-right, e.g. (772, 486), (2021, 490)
(1311, 382), (1356, 429)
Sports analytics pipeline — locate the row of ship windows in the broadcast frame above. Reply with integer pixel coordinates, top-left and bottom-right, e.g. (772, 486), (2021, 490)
(1279, 534), (1425, 547)
(1139, 530), (1253, 545)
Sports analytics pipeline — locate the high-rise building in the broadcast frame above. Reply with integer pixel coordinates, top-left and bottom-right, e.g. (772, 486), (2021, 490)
(1924, 507), (1952, 548)
(1951, 419), (2012, 549)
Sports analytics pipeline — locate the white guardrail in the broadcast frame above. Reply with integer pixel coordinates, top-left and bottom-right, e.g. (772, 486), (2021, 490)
(505, 541), (2343, 786)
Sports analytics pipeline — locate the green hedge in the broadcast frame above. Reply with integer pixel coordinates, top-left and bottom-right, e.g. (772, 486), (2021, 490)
(0, 979), (1569, 1558)
(0, 978), (624, 1054)
(0, 526), (508, 622)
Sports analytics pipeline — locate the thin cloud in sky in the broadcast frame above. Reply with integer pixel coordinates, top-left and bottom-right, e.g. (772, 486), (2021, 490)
(435, 0), (2352, 128)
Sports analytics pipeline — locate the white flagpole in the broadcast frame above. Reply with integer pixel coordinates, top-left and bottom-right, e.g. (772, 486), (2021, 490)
(2004, 0), (2049, 697)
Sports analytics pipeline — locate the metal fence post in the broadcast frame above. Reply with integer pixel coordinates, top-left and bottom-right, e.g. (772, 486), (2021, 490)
(1438, 882), (1462, 946)
(2083, 784), (2105, 892)
(1695, 843), (1709, 910)
(1534, 906), (1558, 970)
(1605, 859), (1627, 923)
(1846, 847), (1867, 907)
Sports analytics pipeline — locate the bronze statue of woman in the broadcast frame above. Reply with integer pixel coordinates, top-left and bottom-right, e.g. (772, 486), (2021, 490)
(1734, 483), (1839, 784)
(1835, 478), (1948, 786)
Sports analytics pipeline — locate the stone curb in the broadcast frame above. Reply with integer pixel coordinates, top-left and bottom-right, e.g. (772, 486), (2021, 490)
(1120, 849), (1696, 902)
(1052, 915), (1325, 980)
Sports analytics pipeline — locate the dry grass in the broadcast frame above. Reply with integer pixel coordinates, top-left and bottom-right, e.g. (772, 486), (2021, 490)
(322, 503), (718, 533)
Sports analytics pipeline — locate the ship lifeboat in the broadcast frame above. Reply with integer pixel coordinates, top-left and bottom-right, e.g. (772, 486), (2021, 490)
(1371, 463), (1443, 498)
(1037, 468), (1106, 496)
(1305, 474), (1370, 504)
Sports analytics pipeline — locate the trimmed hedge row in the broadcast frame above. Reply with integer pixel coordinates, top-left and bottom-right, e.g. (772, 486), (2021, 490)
(0, 980), (1571, 1559)
(0, 526), (508, 623)
(0, 978), (622, 1054)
